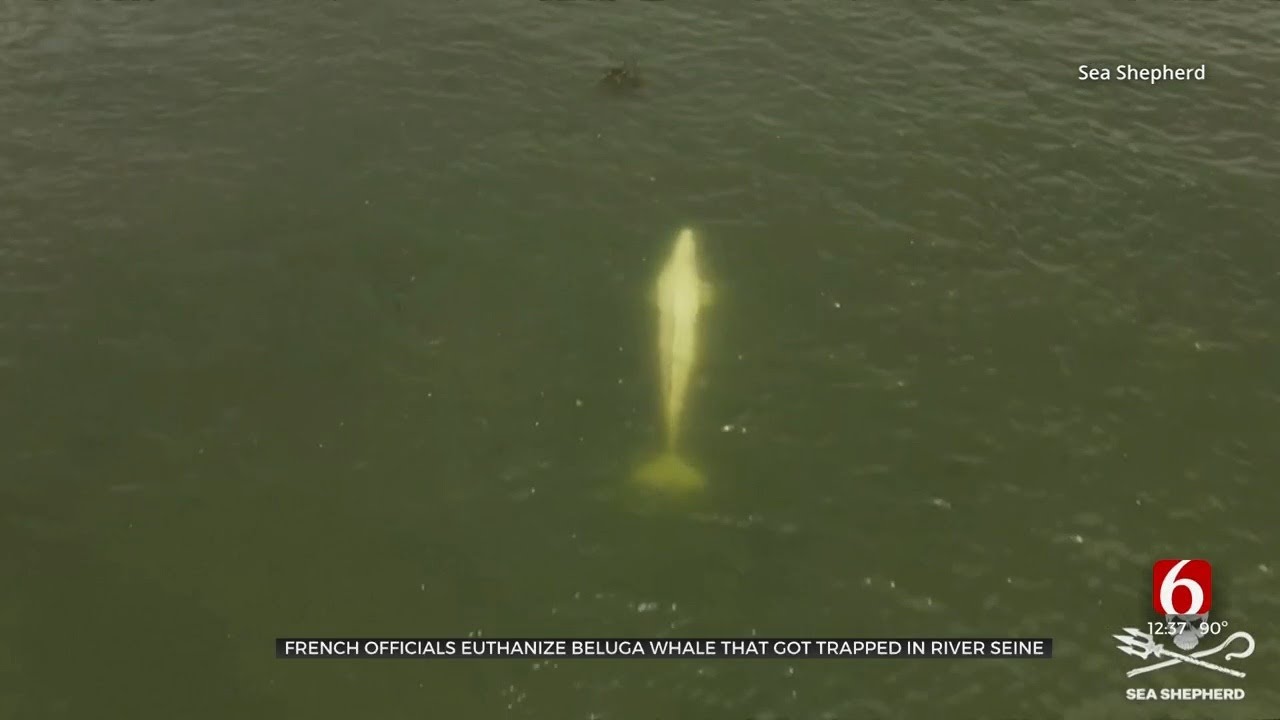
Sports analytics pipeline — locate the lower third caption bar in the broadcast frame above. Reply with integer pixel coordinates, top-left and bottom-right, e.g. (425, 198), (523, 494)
(275, 637), (1054, 659)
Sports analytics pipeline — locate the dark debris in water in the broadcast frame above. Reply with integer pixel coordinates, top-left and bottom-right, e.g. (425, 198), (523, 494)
(599, 60), (643, 93)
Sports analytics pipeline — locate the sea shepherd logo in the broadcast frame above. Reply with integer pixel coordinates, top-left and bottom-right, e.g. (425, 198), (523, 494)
(1120, 560), (1256, 702)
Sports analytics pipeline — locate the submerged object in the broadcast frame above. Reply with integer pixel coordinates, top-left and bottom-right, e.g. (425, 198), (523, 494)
(631, 227), (714, 496)
(600, 61), (643, 93)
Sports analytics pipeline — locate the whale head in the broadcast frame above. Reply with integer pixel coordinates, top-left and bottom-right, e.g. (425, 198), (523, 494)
(673, 228), (697, 263)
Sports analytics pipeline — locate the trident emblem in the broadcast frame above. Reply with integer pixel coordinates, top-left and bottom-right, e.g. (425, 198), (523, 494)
(1113, 628), (1255, 678)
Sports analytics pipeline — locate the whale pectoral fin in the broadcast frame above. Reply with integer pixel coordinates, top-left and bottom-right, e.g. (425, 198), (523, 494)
(700, 281), (715, 306)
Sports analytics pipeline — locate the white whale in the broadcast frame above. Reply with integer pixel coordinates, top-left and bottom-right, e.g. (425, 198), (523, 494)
(633, 227), (713, 495)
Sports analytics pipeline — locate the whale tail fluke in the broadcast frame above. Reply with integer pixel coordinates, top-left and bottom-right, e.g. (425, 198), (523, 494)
(631, 451), (706, 496)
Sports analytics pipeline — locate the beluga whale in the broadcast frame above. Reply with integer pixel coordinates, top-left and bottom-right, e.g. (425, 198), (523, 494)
(632, 227), (714, 496)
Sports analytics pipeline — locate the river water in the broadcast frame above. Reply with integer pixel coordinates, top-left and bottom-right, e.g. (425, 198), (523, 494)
(2, 1), (1277, 718)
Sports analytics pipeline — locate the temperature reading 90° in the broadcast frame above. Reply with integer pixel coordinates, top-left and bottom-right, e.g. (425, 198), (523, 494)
(1199, 620), (1230, 636)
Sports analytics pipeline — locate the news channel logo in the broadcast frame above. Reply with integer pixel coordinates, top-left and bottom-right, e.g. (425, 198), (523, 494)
(1117, 559), (1257, 702)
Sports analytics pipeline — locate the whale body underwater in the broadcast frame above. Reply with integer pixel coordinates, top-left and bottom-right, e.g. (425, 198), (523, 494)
(632, 227), (713, 495)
